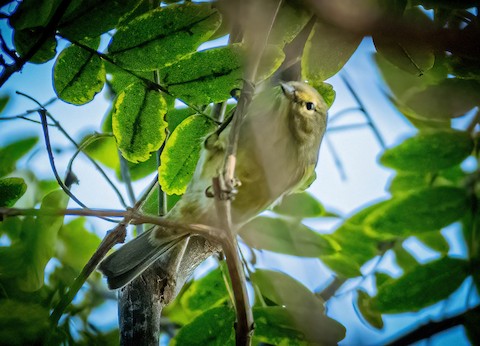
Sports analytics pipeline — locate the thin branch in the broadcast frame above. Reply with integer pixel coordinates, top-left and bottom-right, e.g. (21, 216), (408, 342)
(65, 133), (129, 209)
(0, 0), (73, 87)
(0, 207), (126, 218)
(386, 305), (480, 346)
(119, 153), (136, 206)
(340, 73), (386, 149)
(324, 135), (347, 181)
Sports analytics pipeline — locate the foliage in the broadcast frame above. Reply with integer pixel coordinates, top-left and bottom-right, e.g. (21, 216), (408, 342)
(0, 0), (479, 345)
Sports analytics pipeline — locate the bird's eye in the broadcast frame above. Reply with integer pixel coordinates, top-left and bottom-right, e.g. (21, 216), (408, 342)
(305, 102), (315, 111)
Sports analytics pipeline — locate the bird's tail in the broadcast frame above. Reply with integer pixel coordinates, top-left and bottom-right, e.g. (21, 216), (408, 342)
(98, 229), (186, 289)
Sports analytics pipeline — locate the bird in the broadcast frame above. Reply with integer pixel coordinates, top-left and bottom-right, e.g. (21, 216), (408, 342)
(98, 81), (328, 289)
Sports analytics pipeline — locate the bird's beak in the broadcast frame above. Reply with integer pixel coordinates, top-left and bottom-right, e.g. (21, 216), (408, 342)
(280, 82), (295, 100)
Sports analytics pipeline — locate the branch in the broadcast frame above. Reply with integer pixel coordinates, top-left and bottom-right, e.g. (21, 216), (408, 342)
(211, 2), (284, 344)
(386, 306), (480, 346)
(0, 0), (73, 87)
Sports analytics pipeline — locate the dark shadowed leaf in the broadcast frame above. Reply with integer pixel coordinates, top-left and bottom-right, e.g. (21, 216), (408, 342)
(372, 257), (469, 313)
(0, 177), (27, 208)
(373, 8), (434, 75)
(112, 82), (167, 162)
(302, 19), (362, 82)
(393, 243), (419, 271)
(367, 186), (469, 236)
(53, 38), (105, 105)
(381, 130), (473, 173)
(239, 216), (338, 257)
(13, 28), (57, 64)
(9, 0), (60, 30)
(357, 290), (384, 329)
(0, 300), (49, 345)
(273, 192), (324, 218)
(108, 3), (221, 71)
(404, 79), (480, 119)
(59, 0), (142, 40)
(0, 137), (38, 178)
(170, 306), (235, 346)
(159, 115), (216, 194)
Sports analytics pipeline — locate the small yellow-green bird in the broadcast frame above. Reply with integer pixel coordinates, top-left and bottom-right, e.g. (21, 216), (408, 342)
(99, 81), (328, 289)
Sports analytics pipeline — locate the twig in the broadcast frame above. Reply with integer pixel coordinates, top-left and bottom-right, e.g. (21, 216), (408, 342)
(340, 73), (386, 149)
(0, 0), (73, 87)
(386, 305), (480, 346)
(466, 108), (480, 134)
(212, 2), (284, 345)
(65, 132), (129, 209)
(119, 153), (136, 206)
(324, 135), (347, 181)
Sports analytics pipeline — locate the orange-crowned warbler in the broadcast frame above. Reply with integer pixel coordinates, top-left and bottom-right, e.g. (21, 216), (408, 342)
(99, 81), (328, 289)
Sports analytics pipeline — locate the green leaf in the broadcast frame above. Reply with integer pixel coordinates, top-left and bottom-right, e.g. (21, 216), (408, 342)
(239, 216), (338, 257)
(403, 78), (480, 119)
(159, 115), (216, 194)
(170, 306), (235, 346)
(257, 45), (286, 82)
(105, 61), (153, 95)
(17, 190), (69, 291)
(162, 45), (243, 104)
(252, 269), (324, 310)
(13, 29), (57, 64)
(108, 3), (221, 71)
(268, 0), (312, 47)
(380, 130), (473, 173)
(53, 38), (106, 105)
(59, 0), (142, 40)
(83, 134), (119, 170)
(0, 177), (27, 207)
(273, 192), (325, 218)
(302, 19), (362, 82)
(464, 307), (480, 345)
(357, 290), (383, 329)
(372, 257), (469, 313)
(166, 107), (197, 133)
(0, 300), (49, 345)
(373, 8), (434, 75)
(112, 82), (167, 162)
(388, 172), (428, 195)
(367, 186), (469, 237)
(253, 306), (309, 345)
(0, 137), (38, 177)
(56, 218), (101, 271)
(0, 95), (9, 113)
(179, 267), (229, 318)
(320, 203), (385, 278)
(415, 231), (450, 254)
(252, 270), (346, 344)
(9, 0), (60, 30)
(312, 82), (336, 109)
(393, 243), (419, 271)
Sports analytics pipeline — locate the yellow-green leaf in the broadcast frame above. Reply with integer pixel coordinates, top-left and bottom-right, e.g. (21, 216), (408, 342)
(54, 39), (106, 105)
(108, 3), (221, 71)
(112, 82), (167, 162)
(159, 115), (216, 194)
(0, 177), (27, 208)
(302, 19), (362, 82)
